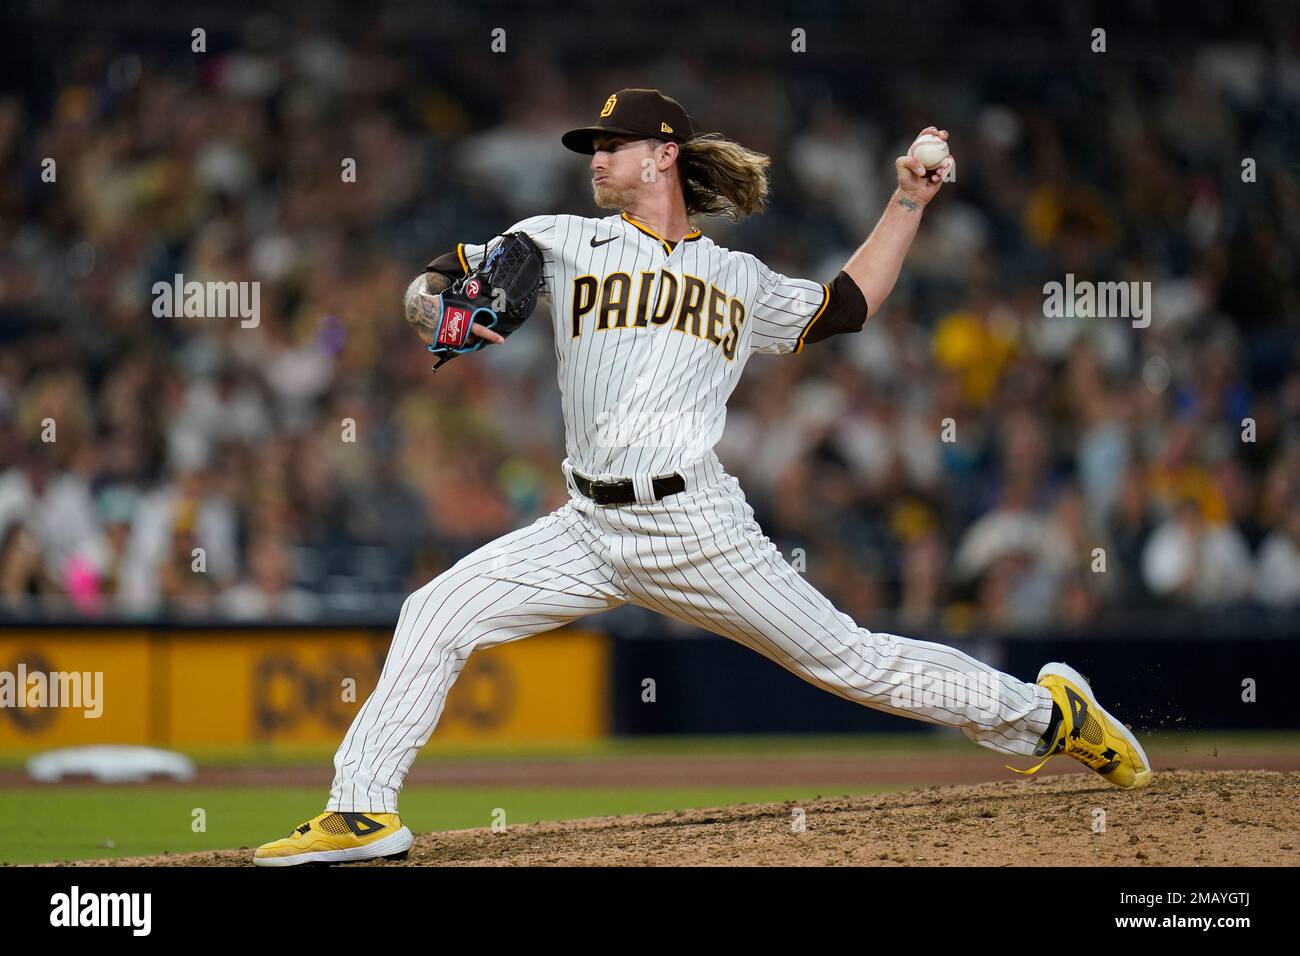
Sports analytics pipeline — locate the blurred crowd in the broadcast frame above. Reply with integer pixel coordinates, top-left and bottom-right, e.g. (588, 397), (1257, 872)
(1, 8), (1298, 629)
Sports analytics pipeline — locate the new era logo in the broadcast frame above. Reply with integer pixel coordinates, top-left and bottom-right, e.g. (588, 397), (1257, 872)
(660, 122), (673, 134)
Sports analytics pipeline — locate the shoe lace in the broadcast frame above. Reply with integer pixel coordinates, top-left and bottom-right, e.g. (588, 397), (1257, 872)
(1006, 720), (1118, 778)
(1005, 747), (1058, 778)
(1062, 730), (1120, 771)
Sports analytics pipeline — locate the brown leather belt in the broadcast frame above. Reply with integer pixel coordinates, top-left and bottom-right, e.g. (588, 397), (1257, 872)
(572, 470), (686, 505)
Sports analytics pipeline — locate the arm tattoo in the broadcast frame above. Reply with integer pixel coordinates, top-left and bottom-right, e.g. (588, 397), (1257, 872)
(897, 195), (923, 213)
(403, 274), (425, 317)
(404, 274), (442, 334)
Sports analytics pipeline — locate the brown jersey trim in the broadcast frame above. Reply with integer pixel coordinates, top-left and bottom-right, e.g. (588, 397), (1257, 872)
(621, 212), (702, 255)
(794, 271), (868, 353)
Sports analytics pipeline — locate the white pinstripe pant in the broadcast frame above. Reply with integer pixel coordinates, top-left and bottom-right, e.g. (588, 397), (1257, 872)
(327, 465), (1055, 813)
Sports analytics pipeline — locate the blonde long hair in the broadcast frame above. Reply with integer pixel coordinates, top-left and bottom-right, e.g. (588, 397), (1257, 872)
(676, 133), (771, 221)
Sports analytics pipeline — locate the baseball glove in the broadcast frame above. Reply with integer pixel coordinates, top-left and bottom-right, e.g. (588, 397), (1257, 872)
(421, 232), (545, 371)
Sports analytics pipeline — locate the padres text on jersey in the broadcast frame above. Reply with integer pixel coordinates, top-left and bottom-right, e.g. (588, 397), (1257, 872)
(460, 213), (829, 479)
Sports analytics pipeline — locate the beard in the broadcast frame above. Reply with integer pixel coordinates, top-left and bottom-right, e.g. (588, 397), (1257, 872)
(592, 180), (634, 210)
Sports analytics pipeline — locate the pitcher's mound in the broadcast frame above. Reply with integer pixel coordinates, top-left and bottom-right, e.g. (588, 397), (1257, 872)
(80, 769), (1300, 867)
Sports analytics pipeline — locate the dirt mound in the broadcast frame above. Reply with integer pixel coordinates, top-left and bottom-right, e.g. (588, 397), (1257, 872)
(61, 769), (1299, 867)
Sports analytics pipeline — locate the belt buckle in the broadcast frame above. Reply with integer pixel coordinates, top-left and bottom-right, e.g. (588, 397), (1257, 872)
(580, 475), (618, 504)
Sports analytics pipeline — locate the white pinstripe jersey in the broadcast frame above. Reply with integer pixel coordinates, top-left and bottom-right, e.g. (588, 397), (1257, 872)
(461, 212), (830, 480)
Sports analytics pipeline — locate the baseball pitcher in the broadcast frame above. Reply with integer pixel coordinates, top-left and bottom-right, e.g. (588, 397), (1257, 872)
(254, 89), (1151, 866)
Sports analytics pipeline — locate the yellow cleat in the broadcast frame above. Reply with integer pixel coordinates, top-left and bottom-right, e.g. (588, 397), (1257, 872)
(253, 812), (413, 867)
(1008, 662), (1153, 790)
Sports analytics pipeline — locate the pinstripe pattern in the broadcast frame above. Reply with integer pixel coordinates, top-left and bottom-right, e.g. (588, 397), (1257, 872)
(328, 504), (625, 812)
(461, 214), (833, 481)
(327, 456), (1054, 813)
(325, 216), (1055, 813)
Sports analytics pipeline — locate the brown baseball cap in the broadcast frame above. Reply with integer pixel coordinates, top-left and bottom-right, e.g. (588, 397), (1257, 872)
(561, 89), (695, 154)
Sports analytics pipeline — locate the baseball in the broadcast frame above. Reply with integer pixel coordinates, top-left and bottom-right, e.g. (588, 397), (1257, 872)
(912, 133), (949, 170)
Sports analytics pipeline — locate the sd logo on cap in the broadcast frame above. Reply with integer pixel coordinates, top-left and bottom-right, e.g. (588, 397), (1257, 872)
(562, 89), (696, 154)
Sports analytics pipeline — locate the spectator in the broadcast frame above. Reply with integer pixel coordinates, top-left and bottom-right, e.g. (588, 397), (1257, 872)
(1255, 496), (1300, 607)
(0, 11), (1295, 626)
(219, 534), (321, 621)
(1141, 497), (1255, 605)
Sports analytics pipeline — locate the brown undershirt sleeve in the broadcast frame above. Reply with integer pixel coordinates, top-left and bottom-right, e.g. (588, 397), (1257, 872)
(798, 271), (869, 349)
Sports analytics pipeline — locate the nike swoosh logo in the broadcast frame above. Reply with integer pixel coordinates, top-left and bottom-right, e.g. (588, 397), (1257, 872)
(590, 236), (620, 248)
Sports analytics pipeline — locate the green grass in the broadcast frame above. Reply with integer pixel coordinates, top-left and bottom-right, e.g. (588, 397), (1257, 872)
(3, 728), (1292, 770)
(0, 784), (889, 866)
(1, 728), (1294, 864)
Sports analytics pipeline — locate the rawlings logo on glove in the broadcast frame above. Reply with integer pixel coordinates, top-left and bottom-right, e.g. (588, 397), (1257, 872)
(436, 306), (472, 348)
(424, 232), (545, 371)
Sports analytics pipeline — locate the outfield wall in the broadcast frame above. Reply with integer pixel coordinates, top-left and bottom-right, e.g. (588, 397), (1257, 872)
(610, 631), (1299, 735)
(0, 627), (609, 750)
